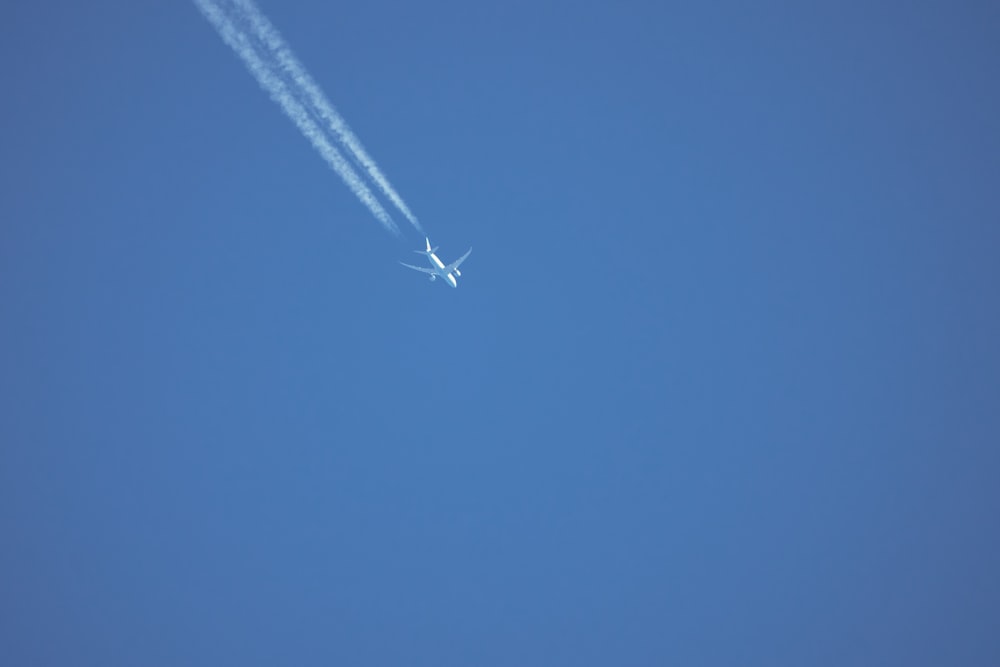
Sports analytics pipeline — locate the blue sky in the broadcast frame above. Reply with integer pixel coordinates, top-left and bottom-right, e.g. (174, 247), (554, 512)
(2, 1), (999, 664)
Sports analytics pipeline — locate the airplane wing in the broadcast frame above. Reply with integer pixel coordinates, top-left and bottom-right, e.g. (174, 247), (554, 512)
(445, 248), (472, 274)
(399, 261), (437, 275)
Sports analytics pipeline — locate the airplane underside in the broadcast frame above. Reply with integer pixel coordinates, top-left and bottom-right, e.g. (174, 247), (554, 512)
(399, 237), (471, 289)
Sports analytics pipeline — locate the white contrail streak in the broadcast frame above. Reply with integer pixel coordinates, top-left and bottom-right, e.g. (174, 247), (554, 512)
(193, 0), (402, 237)
(229, 0), (425, 235)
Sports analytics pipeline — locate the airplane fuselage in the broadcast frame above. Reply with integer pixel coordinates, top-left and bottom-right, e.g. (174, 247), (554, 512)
(427, 252), (458, 287)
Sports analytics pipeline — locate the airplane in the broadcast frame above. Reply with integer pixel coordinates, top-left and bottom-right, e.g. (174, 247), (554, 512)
(399, 238), (472, 288)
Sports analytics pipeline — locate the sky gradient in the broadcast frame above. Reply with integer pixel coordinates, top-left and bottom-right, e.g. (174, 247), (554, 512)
(2, 1), (999, 664)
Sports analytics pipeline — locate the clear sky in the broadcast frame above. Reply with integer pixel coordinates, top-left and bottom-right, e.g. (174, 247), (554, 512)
(2, 1), (999, 664)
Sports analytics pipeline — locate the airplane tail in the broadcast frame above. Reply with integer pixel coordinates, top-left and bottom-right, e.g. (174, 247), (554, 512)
(414, 237), (439, 255)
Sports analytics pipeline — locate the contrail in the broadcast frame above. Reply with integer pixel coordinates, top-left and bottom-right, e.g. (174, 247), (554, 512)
(193, 0), (402, 237)
(229, 0), (425, 235)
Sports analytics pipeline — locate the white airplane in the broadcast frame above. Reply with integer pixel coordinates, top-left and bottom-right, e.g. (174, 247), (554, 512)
(400, 238), (472, 288)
